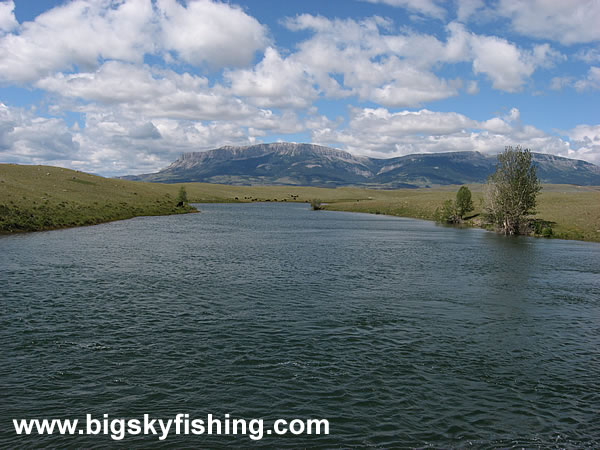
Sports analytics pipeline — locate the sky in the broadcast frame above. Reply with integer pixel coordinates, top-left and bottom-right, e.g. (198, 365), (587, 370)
(0, 0), (599, 176)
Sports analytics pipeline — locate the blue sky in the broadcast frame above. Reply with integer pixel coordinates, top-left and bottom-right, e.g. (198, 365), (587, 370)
(0, 0), (599, 175)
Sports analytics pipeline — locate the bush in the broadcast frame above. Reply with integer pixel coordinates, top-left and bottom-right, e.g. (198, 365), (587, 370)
(434, 199), (459, 224)
(310, 199), (322, 210)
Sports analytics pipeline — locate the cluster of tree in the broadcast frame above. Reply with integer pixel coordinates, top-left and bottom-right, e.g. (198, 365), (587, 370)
(435, 146), (548, 236)
(434, 185), (474, 224)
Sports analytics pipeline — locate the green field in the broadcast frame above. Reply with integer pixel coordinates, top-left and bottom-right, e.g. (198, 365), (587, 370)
(0, 164), (196, 232)
(2, 164), (599, 242)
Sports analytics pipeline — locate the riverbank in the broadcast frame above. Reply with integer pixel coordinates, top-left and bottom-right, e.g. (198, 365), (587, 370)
(180, 182), (600, 243)
(317, 186), (600, 243)
(2, 164), (599, 242)
(0, 164), (196, 233)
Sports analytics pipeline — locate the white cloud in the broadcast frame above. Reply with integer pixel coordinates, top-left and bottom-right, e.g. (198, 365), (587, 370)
(225, 47), (318, 109)
(310, 106), (590, 164)
(156, 0), (268, 67)
(0, 0), (155, 83)
(495, 0), (600, 45)
(470, 35), (533, 91)
(0, 0), (17, 33)
(549, 76), (573, 91)
(455, 0), (485, 22)
(71, 112), (259, 174)
(465, 80), (479, 94)
(36, 62), (262, 121)
(548, 67), (600, 92)
(574, 66), (600, 91)
(566, 124), (600, 165)
(362, 0), (447, 19)
(283, 15), (469, 106)
(446, 22), (564, 93)
(0, 0), (268, 84)
(0, 103), (80, 164)
(0, 1), (597, 175)
(574, 47), (600, 64)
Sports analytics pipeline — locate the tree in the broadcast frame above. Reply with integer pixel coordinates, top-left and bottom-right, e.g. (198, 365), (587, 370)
(310, 198), (322, 210)
(455, 186), (474, 219)
(176, 186), (188, 207)
(484, 146), (541, 235)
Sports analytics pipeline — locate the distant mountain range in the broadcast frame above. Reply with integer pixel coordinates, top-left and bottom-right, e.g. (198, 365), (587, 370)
(122, 143), (600, 187)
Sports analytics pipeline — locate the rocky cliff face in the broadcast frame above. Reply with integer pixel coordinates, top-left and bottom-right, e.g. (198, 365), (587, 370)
(123, 143), (600, 187)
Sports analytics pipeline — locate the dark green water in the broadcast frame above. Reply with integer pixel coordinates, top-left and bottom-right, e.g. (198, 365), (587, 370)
(1, 203), (599, 448)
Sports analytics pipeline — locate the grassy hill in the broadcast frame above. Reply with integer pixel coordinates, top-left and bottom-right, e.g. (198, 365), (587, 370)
(0, 164), (196, 233)
(2, 164), (599, 242)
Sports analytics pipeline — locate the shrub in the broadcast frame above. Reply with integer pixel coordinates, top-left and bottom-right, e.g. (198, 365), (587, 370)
(434, 199), (459, 224)
(176, 186), (188, 207)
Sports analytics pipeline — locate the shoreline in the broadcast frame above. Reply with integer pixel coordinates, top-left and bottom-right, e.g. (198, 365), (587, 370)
(3, 199), (599, 244)
(0, 207), (198, 236)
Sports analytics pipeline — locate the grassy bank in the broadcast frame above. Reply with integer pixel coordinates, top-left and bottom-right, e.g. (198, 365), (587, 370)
(0, 164), (196, 233)
(182, 182), (600, 243)
(2, 164), (599, 242)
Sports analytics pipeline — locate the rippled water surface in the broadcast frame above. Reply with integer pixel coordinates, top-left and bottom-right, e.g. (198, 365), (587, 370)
(1, 203), (600, 448)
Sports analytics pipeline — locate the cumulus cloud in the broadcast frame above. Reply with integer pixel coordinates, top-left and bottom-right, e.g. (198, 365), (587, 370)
(0, 0), (155, 83)
(0, 1), (596, 175)
(0, 0), (268, 84)
(455, 0), (485, 22)
(311, 106), (586, 163)
(0, 0), (17, 33)
(469, 34), (536, 92)
(550, 67), (600, 92)
(36, 62), (262, 121)
(574, 47), (600, 64)
(574, 67), (600, 91)
(224, 47), (318, 109)
(468, 31), (563, 92)
(0, 103), (80, 164)
(566, 124), (600, 165)
(495, 0), (600, 45)
(282, 15), (472, 106)
(72, 111), (262, 174)
(156, 0), (269, 67)
(361, 0), (447, 19)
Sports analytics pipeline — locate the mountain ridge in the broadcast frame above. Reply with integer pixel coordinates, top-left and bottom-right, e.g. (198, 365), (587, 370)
(123, 143), (600, 187)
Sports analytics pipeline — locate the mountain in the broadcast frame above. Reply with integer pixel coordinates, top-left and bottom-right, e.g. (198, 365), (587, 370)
(122, 143), (600, 187)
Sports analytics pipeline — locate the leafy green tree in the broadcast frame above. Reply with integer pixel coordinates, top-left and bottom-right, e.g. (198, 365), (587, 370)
(176, 186), (188, 206)
(455, 186), (474, 219)
(484, 146), (541, 235)
(310, 198), (322, 210)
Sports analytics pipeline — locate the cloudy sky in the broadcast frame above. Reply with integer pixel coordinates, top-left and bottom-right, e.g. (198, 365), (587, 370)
(0, 0), (599, 176)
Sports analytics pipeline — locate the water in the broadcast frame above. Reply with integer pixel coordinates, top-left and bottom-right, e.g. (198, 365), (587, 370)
(1, 203), (599, 448)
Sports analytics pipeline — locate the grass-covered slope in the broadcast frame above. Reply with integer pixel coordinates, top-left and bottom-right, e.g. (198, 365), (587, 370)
(0, 164), (196, 233)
